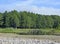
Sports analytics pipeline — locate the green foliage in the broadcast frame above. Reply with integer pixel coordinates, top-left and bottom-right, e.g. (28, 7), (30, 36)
(0, 13), (3, 27)
(0, 10), (60, 29)
(10, 10), (20, 28)
(0, 28), (60, 35)
(28, 30), (42, 35)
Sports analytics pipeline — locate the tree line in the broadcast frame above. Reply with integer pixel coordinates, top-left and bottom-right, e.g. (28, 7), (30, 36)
(0, 10), (60, 29)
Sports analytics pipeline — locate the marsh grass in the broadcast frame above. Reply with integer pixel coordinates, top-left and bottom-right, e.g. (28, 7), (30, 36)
(0, 28), (60, 35)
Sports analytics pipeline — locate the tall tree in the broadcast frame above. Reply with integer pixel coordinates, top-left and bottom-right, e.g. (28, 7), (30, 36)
(0, 10), (60, 29)
(0, 13), (3, 27)
(10, 10), (20, 28)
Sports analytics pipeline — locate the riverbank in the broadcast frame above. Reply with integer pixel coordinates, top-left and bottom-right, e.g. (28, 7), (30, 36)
(0, 33), (60, 43)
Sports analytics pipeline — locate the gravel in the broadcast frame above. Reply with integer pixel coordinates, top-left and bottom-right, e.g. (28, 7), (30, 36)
(0, 33), (60, 44)
(0, 37), (60, 44)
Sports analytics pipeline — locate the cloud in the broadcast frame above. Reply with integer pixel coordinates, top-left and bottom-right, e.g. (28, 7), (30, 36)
(19, 5), (60, 15)
(31, 6), (60, 15)
(0, 0), (60, 15)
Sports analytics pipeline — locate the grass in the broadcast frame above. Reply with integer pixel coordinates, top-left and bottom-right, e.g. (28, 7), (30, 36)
(0, 28), (60, 35)
(0, 28), (32, 34)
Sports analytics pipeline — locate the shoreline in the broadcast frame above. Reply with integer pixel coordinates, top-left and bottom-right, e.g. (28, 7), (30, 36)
(0, 33), (60, 43)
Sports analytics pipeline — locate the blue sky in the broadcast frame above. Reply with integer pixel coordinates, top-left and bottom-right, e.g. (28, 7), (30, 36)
(0, 0), (60, 15)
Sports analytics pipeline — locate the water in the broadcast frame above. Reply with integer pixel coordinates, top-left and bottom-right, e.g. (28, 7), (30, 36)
(0, 37), (60, 44)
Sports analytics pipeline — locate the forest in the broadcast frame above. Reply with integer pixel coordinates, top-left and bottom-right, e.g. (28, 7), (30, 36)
(0, 10), (60, 29)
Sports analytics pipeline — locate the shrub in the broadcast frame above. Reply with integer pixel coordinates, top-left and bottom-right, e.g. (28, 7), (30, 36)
(28, 29), (44, 35)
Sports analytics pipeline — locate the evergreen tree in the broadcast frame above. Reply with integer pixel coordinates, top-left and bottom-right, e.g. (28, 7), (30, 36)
(0, 13), (3, 27)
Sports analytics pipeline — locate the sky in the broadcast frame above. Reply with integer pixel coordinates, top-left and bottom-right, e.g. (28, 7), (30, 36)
(0, 0), (60, 15)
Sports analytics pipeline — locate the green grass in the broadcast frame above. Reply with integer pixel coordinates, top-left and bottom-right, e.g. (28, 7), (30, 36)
(0, 28), (60, 35)
(0, 28), (34, 34)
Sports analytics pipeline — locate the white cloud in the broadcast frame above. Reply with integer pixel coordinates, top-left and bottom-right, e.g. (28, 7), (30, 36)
(21, 6), (60, 15)
(0, 0), (60, 15)
(33, 7), (60, 15)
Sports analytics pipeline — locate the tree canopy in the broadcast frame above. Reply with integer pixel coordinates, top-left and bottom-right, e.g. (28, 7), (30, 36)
(0, 10), (60, 29)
